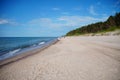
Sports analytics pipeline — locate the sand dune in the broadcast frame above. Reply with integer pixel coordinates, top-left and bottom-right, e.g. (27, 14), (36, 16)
(0, 36), (120, 80)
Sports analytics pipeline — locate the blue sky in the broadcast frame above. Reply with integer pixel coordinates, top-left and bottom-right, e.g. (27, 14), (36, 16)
(0, 0), (120, 37)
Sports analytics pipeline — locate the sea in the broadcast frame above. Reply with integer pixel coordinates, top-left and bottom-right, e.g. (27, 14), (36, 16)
(0, 37), (57, 61)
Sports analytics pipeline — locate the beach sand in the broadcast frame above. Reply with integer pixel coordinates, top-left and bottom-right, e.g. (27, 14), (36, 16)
(0, 36), (120, 80)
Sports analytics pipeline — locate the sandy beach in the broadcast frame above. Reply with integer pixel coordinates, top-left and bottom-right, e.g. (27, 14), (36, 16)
(0, 36), (120, 80)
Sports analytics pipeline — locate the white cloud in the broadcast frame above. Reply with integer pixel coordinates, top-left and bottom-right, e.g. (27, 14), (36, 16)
(28, 18), (64, 27)
(116, 0), (120, 5)
(1, 15), (108, 28)
(0, 19), (9, 24)
(0, 19), (18, 25)
(58, 16), (107, 26)
(89, 5), (98, 15)
(52, 8), (60, 11)
(28, 16), (108, 28)
(115, 0), (120, 8)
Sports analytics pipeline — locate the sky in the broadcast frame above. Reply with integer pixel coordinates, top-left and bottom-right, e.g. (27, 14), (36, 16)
(0, 0), (120, 37)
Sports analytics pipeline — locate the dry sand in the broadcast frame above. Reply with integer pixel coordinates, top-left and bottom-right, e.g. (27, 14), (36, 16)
(0, 36), (120, 80)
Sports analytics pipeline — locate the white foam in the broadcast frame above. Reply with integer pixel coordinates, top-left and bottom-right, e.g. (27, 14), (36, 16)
(38, 42), (45, 45)
(0, 48), (21, 60)
(9, 48), (21, 56)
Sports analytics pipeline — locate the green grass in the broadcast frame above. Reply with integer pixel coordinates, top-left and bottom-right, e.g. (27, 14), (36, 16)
(66, 26), (120, 36)
(97, 26), (120, 34)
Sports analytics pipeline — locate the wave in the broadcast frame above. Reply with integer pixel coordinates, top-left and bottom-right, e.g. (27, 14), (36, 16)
(0, 48), (21, 60)
(0, 42), (45, 60)
(38, 41), (45, 45)
(32, 44), (36, 47)
(8, 48), (21, 56)
(0, 38), (57, 61)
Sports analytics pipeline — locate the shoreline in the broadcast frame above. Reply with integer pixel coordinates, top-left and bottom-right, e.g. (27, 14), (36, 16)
(0, 36), (120, 80)
(0, 38), (59, 67)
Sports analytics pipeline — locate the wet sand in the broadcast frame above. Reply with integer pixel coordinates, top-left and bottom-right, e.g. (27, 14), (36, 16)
(0, 36), (120, 80)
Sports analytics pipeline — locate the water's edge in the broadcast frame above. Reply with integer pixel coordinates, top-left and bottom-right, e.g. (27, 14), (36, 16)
(0, 38), (59, 67)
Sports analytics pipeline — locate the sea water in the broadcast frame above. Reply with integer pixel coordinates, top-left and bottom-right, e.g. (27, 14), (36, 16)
(0, 37), (57, 61)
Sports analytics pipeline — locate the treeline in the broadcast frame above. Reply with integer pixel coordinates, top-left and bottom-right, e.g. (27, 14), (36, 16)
(66, 12), (120, 36)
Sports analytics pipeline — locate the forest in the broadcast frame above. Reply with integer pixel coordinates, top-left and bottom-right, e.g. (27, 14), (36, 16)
(66, 12), (120, 36)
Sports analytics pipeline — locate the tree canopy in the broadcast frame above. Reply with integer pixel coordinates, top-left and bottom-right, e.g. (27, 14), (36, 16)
(66, 12), (120, 36)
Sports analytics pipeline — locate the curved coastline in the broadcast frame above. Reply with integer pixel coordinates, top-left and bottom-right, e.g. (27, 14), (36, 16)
(0, 38), (59, 67)
(0, 36), (120, 80)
